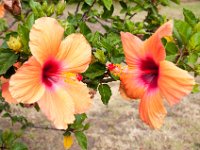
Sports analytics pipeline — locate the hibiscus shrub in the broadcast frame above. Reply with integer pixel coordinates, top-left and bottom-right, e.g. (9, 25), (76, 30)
(0, 0), (199, 149)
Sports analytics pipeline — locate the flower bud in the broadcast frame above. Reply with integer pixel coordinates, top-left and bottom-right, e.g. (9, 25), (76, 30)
(46, 4), (55, 17)
(56, 2), (66, 16)
(42, 1), (48, 11)
(195, 65), (200, 75)
(63, 135), (73, 149)
(76, 74), (83, 81)
(107, 63), (127, 77)
(107, 63), (116, 71)
(7, 36), (22, 53)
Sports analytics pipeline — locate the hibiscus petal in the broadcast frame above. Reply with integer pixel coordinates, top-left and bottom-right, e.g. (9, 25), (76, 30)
(29, 17), (64, 64)
(158, 60), (195, 106)
(0, 3), (5, 18)
(65, 81), (92, 114)
(139, 89), (167, 129)
(155, 20), (173, 38)
(56, 33), (91, 73)
(119, 82), (131, 101)
(120, 69), (146, 99)
(143, 21), (173, 63)
(38, 87), (75, 129)
(9, 57), (45, 104)
(0, 76), (8, 84)
(120, 32), (144, 67)
(2, 82), (17, 104)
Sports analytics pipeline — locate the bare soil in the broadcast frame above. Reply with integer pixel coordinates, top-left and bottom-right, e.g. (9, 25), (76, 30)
(1, 81), (200, 150)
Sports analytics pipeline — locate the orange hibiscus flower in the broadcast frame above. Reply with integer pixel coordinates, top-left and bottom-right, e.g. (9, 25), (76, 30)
(0, 2), (5, 18)
(2, 17), (92, 129)
(120, 21), (195, 129)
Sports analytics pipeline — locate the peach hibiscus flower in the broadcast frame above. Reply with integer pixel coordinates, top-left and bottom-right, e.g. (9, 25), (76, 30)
(2, 17), (92, 129)
(120, 21), (195, 129)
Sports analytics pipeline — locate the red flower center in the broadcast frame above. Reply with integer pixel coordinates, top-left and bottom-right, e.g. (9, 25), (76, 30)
(139, 57), (159, 89)
(42, 58), (61, 88)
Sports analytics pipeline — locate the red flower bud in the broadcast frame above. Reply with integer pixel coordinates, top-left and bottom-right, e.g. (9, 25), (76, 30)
(76, 74), (83, 81)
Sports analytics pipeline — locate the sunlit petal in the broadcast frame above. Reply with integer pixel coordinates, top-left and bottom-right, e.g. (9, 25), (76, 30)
(65, 81), (92, 114)
(120, 69), (146, 99)
(143, 21), (173, 63)
(139, 89), (167, 129)
(29, 17), (64, 64)
(2, 82), (17, 104)
(57, 33), (91, 73)
(120, 32), (144, 68)
(9, 57), (45, 104)
(155, 20), (173, 38)
(38, 87), (75, 129)
(158, 61), (195, 106)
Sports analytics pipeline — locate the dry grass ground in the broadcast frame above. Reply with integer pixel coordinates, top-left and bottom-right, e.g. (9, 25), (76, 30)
(1, 1), (200, 150)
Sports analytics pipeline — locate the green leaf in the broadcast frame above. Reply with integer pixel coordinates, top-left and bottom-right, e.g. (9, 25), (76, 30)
(79, 22), (92, 36)
(94, 49), (107, 64)
(75, 131), (87, 150)
(102, 0), (113, 10)
(89, 31), (101, 46)
(42, 1), (48, 11)
(125, 20), (135, 32)
(86, 79), (99, 90)
(65, 24), (75, 35)
(17, 24), (30, 52)
(29, 0), (43, 17)
(56, 1), (66, 16)
(74, 114), (87, 124)
(0, 50), (18, 75)
(165, 42), (178, 55)
(2, 130), (16, 146)
(34, 103), (40, 112)
(25, 14), (35, 29)
(102, 5), (114, 19)
(85, 0), (94, 6)
(192, 84), (199, 93)
(0, 19), (8, 32)
(188, 32), (200, 51)
(3, 66), (15, 79)
(194, 23), (200, 32)
(170, 0), (180, 4)
(187, 52), (198, 64)
(83, 123), (90, 130)
(160, 0), (170, 6)
(174, 20), (192, 45)
(46, 4), (55, 16)
(119, 1), (127, 10)
(110, 53), (124, 64)
(98, 84), (112, 105)
(110, 73), (119, 80)
(183, 8), (198, 27)
(83, 62), (106, 79)
(11, 142), (28, 150)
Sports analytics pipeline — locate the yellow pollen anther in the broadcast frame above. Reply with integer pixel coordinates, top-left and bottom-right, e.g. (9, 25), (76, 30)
(63, 72), (78, 84)
(165, 36), (174, 42)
